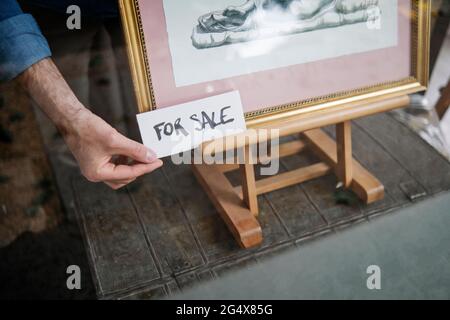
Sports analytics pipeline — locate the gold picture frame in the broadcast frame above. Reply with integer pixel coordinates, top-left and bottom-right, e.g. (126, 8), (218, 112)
(119, 0), (431, 128)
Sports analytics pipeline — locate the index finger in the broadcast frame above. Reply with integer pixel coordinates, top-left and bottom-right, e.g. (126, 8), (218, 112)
(97, 160), (163, 181)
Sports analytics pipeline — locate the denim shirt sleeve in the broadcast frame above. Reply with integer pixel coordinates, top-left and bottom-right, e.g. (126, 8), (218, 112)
(0, 0), (52, 81)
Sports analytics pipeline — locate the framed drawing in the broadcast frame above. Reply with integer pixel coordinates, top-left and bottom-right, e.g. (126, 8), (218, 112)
(119, 0), (431, 128)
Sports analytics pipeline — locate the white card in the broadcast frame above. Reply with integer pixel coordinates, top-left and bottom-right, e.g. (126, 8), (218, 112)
(137, 91), (247, 158)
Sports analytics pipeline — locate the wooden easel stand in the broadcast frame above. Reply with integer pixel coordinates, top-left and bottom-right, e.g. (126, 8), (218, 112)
(192, 96), (410, 248)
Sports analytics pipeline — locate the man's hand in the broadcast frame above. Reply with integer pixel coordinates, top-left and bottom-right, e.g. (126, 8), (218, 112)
(19, 58), (162, 189)
(65, 108), (162, 189)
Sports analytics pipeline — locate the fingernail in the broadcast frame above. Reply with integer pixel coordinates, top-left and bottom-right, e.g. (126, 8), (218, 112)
(146, 149), (157, 162)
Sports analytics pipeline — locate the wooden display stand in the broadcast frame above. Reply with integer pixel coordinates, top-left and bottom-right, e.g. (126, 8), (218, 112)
(192, 95), (410, 248)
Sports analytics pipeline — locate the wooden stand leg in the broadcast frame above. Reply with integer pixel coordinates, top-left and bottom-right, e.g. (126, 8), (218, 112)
(240, 145), (259, 216)
(191, 161), (262, 249)
(336, 121), (353, 188)
(303, 127), (384, 204)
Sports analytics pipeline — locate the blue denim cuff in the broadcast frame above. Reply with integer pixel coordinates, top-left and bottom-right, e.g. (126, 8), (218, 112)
(0, 13), (52, 81)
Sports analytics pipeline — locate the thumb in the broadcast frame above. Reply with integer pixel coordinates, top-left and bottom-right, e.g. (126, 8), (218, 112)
(112, 134), (158, 163)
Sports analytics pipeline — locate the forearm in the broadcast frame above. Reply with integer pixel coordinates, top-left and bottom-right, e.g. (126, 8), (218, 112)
(17, 57), (88, 135)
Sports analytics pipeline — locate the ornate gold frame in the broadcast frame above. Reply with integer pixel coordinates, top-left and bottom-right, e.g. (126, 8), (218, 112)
(119, 0), (431, 128)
